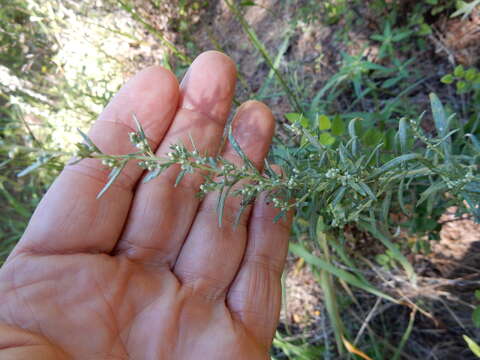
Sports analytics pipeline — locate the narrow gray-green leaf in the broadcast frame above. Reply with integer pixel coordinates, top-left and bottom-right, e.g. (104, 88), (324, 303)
(398, 178), (408, 214)
(371, 153), (422, 177)
(174, 169), (187, 187)
(365, 142), (384, 166)
(382, 190), (392, 223)
(97, 161), (127, 199)
(216, 185), (229, 227)
(77, 128), (100, 153)
(429, 93), (447, 136)
(429, 93), (452, 160)
(417, 182), (449, 207)
(228, 125), (255, 170)
(143, 167), (163, 183)
(350, 182), (366, 196)
(464, 182), (480, 194)
(399, 117), (408, 153)
(358, 182), (377, 201)
(348, 118), (359, 156)
(132, 113), (145, 137)
(467, 134), (480, 151)
(332, 186), (346, 207)
(17, 155), (53, 177)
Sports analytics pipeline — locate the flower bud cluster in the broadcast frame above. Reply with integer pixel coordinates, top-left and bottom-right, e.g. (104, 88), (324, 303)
(219, 162), (236, 174)
(289, 123), (303, 136)
(325, 168), (340, 179)
(74, 143), (94, 158)
(101, 158), (118, 168)
(237, 184), (257, 199)
(270, 196), (290, 212)
(129, 132), (150, 153)
(167, 143), (190, 164)
(286, 174), (299, 189)
(339, 173), (354, 186)
(199, 181), (219, 195)
(138, 160), (160, 171)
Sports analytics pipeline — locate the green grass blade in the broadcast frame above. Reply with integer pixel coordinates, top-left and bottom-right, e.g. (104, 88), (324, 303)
(224, 0), (303, 113)
(256, 32), (291, 100)
(360, 222), (416, 281)
(392, 309), (416, 360)
(290, 243), (397, 303)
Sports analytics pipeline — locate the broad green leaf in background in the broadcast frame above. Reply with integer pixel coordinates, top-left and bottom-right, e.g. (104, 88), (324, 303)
(473, 307), (480, 328)
(454, 65), (465, 78)
(362, 128), (383, 147)
(441, 74), (454, 84)
(457, 81), (468, 92)
(319, 132), (336, 146)
(452, 0), (480, 19)
(331, 115), (346, 136)
(464, 335), (480, 358)
(318, 115), (332, 130)
(466, 68), (477, 81)
(376, 254), (391, 266)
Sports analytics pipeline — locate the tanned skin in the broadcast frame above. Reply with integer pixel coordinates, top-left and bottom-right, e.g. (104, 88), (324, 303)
(0, 51), (292, 360)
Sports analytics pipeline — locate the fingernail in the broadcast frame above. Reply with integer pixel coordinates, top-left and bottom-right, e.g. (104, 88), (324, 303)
(180, 66), (191, 89)
(233, 101), (274, 147)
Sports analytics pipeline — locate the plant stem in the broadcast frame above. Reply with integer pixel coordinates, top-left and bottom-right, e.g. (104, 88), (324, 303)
(224, 0), (304, 114)
(116, 0), (191, 64)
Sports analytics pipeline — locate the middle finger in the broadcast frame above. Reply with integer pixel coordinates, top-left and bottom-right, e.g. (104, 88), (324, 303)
(115, 51), (236, 267)
(174, 101), (275, 301)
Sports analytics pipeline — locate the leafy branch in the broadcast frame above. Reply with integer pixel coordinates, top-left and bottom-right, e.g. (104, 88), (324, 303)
(52, 94), (479, 232)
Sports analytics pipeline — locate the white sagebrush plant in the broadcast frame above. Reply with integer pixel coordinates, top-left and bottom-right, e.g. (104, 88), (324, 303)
(59, 94), (480, 235)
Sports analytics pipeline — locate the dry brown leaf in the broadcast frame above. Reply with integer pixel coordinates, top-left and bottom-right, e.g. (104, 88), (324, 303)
(342, 336), (374, 360)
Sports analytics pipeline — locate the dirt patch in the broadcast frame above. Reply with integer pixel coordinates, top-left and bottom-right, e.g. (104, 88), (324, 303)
(434, 8), (480, 66)
(281, 258), (323, 328)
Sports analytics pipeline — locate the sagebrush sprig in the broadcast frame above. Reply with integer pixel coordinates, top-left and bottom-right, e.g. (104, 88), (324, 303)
(73, 116), (296, 224)
(66, 96), (480, 231)
(15, 95), (479, 230)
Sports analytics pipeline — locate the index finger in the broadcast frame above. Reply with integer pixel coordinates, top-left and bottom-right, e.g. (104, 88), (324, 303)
(11, 66), (180, 257)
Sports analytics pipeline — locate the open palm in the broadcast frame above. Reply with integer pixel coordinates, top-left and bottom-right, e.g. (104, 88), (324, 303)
(0, 52), (292, 360)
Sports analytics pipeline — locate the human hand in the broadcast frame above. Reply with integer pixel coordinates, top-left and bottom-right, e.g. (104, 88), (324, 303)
(0, 51), (292, 360)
